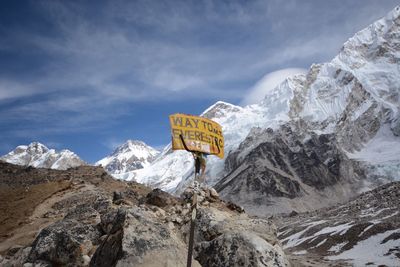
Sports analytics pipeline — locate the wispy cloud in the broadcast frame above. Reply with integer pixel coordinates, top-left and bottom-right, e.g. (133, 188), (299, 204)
(241, 68), (307, 105)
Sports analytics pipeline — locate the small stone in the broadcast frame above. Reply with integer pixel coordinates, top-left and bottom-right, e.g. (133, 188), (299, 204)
(82, 255), (91, 266)
(172, 216), (183, 224)
(197, 195), (205, 203)
(155, 208), (166, 217)
(80, 240), (93, 255)
(168, 222), (175, 230)
(209, 188), (219, 198)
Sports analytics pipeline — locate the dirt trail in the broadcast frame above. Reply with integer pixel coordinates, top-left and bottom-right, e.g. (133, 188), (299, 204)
(0, 183), (95, 253)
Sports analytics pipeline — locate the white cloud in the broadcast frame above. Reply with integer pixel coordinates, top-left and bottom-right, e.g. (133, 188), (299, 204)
(0, 80), (35, 100)
(241, 68), (307, 105)
(103, 138), (125, 151)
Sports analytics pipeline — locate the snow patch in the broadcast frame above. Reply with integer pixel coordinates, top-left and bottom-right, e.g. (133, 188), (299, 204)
(327, 229), (400, 267)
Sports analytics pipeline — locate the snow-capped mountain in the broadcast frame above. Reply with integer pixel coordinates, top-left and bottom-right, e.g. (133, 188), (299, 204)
(0, 142), (85, 170)
(96, 140), (159, 175)
(116, 6), (400, 214)
(216, 6), (400, 214)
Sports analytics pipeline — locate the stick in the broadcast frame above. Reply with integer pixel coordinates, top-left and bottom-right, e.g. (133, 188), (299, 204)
(186, 192), (197, 267)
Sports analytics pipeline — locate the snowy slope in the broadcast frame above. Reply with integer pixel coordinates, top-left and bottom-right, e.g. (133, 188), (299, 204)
(0, 142), (85, 170)
(299, 6), (400, 126)
(116, 88), (299, 191)
(278, 182), (400, 266)
(96, 140), (159, 175)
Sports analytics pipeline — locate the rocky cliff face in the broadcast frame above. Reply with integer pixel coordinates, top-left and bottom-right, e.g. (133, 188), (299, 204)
(215, 124), (362, 215)
(0, 162), (289, 267)
(0, 142), (85, 170)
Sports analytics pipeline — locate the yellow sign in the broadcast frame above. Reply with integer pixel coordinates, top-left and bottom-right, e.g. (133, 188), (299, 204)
(169, 113), (224, 158)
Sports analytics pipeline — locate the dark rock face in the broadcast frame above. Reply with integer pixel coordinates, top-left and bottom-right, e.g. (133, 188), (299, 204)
(216, 123), (359, 213)
(27, 219), (101, 266)
(90, 209), (126, 267)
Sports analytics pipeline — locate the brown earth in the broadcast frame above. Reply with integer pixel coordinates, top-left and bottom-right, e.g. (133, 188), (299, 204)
(0, 161), (151, 254)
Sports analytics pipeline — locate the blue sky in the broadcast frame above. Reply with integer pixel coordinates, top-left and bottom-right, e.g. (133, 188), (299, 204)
(0, 0), (398, 163)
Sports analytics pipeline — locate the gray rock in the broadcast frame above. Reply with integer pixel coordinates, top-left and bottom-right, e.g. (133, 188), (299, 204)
(196, 231), (289, 267)
(27, 219), (101, 267)
(90, 207), (200, 267)
(143, 188), (179, 207)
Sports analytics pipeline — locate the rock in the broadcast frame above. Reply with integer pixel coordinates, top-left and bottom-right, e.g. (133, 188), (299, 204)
(82, 255), (91, 266)
(171, 215), (183, 224)
(192, 207), (285, 266)
(144, 188), (178, 207)
(26, 219), (101, 267)
(195, 207), (277, 245)
(197, 195), (205, 203)
(0, 246), (32, 267)
(99, 209), (119, 234)
(90, 209), (126, 267)
(64, 204), (101, 225)
(90, 207), (201, 267)
(7, 245), (23, 256)
(208, 187), (219, 198)
(168, 222), (175, 230)
(289, 210), (298, 217)
(226, 201), (245, 213)
(195, 231), (289, 267)
(112, 191), (124, 202)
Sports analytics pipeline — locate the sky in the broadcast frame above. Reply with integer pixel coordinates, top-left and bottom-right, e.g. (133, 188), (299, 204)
(0, 0), (398, 163)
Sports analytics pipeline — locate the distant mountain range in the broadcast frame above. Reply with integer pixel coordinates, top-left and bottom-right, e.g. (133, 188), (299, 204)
(0, 142), (85, 170)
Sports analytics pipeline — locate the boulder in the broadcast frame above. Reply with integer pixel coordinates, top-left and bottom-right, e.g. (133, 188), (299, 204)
(143, 188), (178, 208)
(26, 219), (101, 266)
(196, 231), (289, 267)
(90, 207), (201, 267)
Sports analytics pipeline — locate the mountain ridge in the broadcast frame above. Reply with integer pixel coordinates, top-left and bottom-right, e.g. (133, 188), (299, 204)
(96, 139), (159, 175)
(0, 142), (85, 170)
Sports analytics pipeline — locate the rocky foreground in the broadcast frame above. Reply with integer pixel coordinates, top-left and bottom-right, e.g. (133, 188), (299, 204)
(0, 161), (289, 267)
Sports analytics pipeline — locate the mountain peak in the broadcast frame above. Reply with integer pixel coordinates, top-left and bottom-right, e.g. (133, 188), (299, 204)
(97, 140), (160, 175)
(26, 142), (49, 154)
(0, 142), (85, 170)
(201, 101), (242, 119)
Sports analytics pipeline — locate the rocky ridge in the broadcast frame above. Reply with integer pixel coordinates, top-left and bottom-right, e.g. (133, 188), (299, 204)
(0, 162), (289, 267)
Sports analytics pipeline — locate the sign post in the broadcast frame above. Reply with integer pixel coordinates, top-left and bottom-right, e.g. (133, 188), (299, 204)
(169, 113), (224, 158)
(169, 113), (224, 267)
